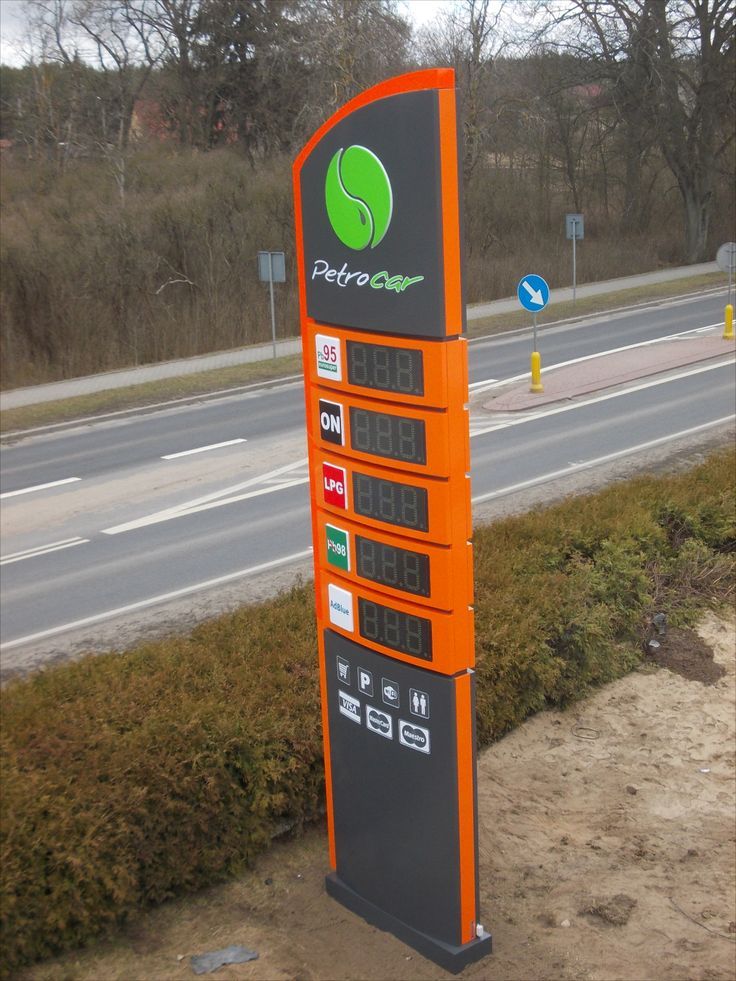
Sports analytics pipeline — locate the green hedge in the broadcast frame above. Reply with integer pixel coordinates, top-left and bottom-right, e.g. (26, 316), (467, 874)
(2, 450), (734, 974)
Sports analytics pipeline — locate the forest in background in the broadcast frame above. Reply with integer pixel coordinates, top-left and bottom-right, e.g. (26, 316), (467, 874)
(0, 0), (734, 387)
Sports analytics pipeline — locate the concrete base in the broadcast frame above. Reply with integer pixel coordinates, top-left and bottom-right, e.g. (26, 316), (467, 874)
(325, 873), (493, 975)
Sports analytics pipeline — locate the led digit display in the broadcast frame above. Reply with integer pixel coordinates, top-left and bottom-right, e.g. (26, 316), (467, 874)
(358, 598), (432, 660)
(352, 471), (429, 532)
(347, 341), (424, 396)
(349, 407), (426, 465)
(356, 535), (430, 597)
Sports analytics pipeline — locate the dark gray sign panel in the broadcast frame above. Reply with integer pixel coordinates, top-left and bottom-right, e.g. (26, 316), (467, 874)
(299, 91), (449, 338)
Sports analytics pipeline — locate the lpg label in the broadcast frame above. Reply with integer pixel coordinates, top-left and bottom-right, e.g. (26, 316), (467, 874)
(323, 462), (348, 509)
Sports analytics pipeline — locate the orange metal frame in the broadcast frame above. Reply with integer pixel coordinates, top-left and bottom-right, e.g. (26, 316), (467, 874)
(294, 69), (479, 947)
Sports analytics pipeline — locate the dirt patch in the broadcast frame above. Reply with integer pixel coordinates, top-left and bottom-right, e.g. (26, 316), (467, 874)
(647, 626), (726, 684)
(580, 894), (637, 927)
(20, 610), (736, 981)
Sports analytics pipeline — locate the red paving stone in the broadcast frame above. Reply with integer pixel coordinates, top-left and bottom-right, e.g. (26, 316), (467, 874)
(484, 336), (735, 413)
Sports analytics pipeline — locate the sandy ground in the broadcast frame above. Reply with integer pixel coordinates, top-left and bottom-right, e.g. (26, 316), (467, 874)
(22, 609), (736, 981)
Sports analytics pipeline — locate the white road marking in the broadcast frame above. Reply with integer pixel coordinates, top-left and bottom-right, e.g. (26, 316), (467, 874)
(0, 476), (81, 499)
(161, 438), (246, 459)
(471, 417), (734, 504)
(1, 537), (90, 566)
(469, 359), (735, 438)
(468, 322), (725, 394)
(1, 377), (304, 441)
(0, 548), (314, 652)
(102, 458), (309, 535)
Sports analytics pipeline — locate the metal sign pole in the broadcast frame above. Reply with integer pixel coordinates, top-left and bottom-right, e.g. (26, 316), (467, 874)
(572, 221), (577, 303)
(268, 252), (277, 359)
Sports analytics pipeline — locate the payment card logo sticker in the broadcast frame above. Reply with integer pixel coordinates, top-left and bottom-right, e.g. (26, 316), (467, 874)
(319, 399), (344, 446)
(322, 462), (347, 509)
(316, 333), (342, 381)
(325, 145), (393, 251)
(338, 690), (361, 725)
(399, 720), (430, 754)
(326, 523), (350, 572)
(366, 706), (393, 740)
(328, 582), (353, 631)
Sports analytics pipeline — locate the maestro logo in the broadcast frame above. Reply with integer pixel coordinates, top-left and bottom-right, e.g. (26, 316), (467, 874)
(325, 145), (393, 250)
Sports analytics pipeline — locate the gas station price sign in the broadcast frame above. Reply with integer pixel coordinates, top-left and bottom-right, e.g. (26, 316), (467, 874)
(315, 509), (472, 612)
(315, 572), (474, 674)
(308, 387), (469, 477)
(305, 319), (468, 409)
(294, 69), (491, 972)
(315, 449), (471, 546)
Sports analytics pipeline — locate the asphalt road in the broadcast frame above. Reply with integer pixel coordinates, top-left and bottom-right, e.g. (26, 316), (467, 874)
(1, 289), (733, 669)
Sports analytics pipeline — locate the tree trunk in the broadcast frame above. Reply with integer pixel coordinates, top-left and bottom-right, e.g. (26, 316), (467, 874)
(681, 182), (711, 263)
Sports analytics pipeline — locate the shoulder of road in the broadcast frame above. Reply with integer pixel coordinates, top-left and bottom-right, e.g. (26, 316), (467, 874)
(0, 262), (731, 432)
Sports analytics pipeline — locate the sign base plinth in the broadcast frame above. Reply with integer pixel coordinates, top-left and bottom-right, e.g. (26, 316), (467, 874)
(326, 873), (492, 975)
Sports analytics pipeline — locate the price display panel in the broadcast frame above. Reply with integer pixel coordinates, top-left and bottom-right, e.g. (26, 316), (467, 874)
(316, 571), (474, 675)
(315, 509), (472, 612)
(311, 448), (471, 546)
(305, 319), (468, 410)
(307, 387), (469, 479)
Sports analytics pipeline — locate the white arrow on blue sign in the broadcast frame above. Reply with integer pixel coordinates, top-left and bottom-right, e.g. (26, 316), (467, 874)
(517, 274), (550, 312)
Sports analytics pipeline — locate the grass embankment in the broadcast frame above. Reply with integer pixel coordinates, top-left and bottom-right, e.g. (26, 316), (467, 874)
(1, 272), (726, 435)
(1, 450), (734, 975)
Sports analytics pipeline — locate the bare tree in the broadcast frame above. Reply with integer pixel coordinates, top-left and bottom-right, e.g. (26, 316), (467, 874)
(417, 0), (508, 184)
(548, 0), (736, 262)
(296, 0), (412, 132)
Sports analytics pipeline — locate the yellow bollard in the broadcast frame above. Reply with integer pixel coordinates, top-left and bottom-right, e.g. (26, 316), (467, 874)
(530, 350), (544, 393)
(724, 304), (734, 340)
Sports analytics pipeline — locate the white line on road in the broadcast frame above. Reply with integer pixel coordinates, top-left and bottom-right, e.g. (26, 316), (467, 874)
(101, 457), (309, 535)
(102, 477), (311, 534)
(0, 476), (81, 500)
(469, 359), (735, 438)
(161, 438), (247, 459)
(471, 416), (734, 504)
(468, 322), (725, 394)
(0, 548), (314, 652)
(1, 537), (90, 566)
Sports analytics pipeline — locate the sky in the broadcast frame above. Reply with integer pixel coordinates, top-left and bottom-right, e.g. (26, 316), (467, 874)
(0, 0), (455, 68)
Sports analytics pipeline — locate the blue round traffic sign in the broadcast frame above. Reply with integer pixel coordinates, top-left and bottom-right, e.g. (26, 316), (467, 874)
(517, 274), (550, 312)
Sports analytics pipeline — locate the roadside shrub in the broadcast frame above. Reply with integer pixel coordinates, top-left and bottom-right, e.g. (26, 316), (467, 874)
(1, 450), (734, 975)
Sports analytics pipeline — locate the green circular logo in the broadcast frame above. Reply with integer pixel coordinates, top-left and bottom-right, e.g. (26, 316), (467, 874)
(325, 145), (393, 251)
